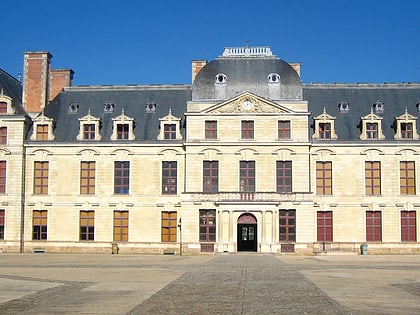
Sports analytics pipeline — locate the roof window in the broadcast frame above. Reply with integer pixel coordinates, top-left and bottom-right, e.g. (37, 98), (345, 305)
(338, 101), (350, 113)
(373, 100), (384, 114)
(68, 102), (79, 113)
(104, 102), (115, 113)
(215, 73), (227, 85)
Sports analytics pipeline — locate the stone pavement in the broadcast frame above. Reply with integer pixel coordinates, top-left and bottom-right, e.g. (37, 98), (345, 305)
(0, 253), (419, 314)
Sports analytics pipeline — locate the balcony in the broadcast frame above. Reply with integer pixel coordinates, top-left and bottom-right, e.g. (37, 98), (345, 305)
(183, 192), (312, 204)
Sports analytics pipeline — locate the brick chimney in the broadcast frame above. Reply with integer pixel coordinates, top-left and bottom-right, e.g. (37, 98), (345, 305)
(289, 62), (301, 78)
(50, 68), (74, 101)
(22, 51), (52, 114)
(192, 60), (207, 83)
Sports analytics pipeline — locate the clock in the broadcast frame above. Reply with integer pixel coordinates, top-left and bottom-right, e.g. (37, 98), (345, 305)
(242, 99), (253, 109)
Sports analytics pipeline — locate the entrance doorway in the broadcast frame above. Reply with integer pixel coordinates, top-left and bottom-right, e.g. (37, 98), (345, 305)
(237, 213), (257, 252)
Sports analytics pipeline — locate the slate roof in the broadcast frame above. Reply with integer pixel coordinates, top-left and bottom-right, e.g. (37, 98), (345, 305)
(0, 68), (26, 115)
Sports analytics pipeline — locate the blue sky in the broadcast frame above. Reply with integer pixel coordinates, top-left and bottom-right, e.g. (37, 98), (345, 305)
(2, 0), (419, 85)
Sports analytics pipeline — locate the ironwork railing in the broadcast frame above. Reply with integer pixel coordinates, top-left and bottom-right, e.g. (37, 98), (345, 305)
(183, 191), (312, 203)
(222, 46), (273, 57)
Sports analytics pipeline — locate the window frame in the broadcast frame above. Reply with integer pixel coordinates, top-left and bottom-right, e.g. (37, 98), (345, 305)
(80, 210), (95, 241)
(0, 209), (4, 240)
(318, 122), (331, 139)
(80, 161), (96, 195)
(114, 161), (130, 195)
(366, 211), (382, 242)
(83, 124), (96, 140)
(113, 210), (129, 242)
(276, 161), (292, 193)
(161, 211), (177, 242)
(317, 211), (333, 242)
(36, 124), (49, 140)
(117, 123), (130, 140)
(203, 161), (218, 193)
(277, 120), (290, 140)
(164, 124), (177, 140)
(316, 161), (332, 195)
(33, 161), (49, 195)
(401, 210), (417, 242)
(400, 161), (416, 195)
(279, 209), (296, 242)
(239, 161), (255, 192)
(365, 161), (381, 196)
(0, 161), (6, 194)
(366, 122), (378, 139)
(205, 120), (218, 140)
(0, 127), (7, 145)
(33, 210), (48, 240)
(241, 120), (254, 140)
(162, 161), (177, 195)
(199, 209), (216, 242)
(401, 122), (413, 139)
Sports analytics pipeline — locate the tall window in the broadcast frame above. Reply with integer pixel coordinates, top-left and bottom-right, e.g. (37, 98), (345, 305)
(400, 161), (416, 195)
(316, 161), (332, 195)
(164, 124), (176, 139)
(279, 209), (296, 242)
(117, 124), (129, 140)
(80, 210), (95, 241)
(240, 161), (255, 192)
(80, 161), (95, 195)
(366, 211), (382, 242)
(401, 122), (413, 139)
(162, 161), (177, 194)
(83, 124), (96, 140)
(366, 122), (378, 139)
(278, 120), (290, 139)
(199, 209), (216, 242)
(401, 210), (417, 242)
(0, 209), (4, 239)
(0, 161), (5, 194)
(241, 120), (254, 139)
(317, 211), (333, 242)
(319, 123), (331, 139)
(114, 161), (129, 194)
(36, 124), (49, 140)
(365, 161), (381, 195)
(113, 210), (129, 241)
(0, 127), (7, 145)
(34, 161), (49, 194)
(33, 210), (47, 240)
(205, 120), (217, 139)
(203, 161), (218, 193)
(161, 211), (177, 242)
(276, 161), (292, 193)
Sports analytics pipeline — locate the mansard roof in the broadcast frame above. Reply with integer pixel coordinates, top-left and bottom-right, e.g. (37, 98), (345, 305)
(0, 68), (26, 115)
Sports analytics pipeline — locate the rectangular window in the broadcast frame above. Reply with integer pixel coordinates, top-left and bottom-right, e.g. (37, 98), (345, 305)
(401, 122), (413, 139)
(161, 211), (177, 242)
(278, 120), (291, 139)
(401, 210), (417, 242)
(365, 161), (381, 195)
(241, 120), (254, 139)
(33, 210), (47, 240)
(240, 161), (255, 192)
(117, 124), (129, 140)
(0, 127), (7, 145)
(205, 120), (217, 140)
(366, 211), (382, 242)
(276, 161), (292, 193)
(366, 122), (378, 139)
(199, 209), (216, 242)
(83, 124), (95, 140)
(36, 124), (49, 140)
(400, 161), (416, 195)
(162, 161), (177, 194)
(0, 209), (4, 239)
(279, 209), (296, 242)
(319, 123), (331, 139)
(316, 161), (332, 195)
(0, 102), (7, 113)
(203, 161), (218, 193)
(80, 210), (95, 241)
(317, 211), (333, 242)
(0, 161), (5, 194)
(113, 210), (128, 241)
(80, 161), (95, 195)
(114, 161), (129, 194)
(34, 161), (49, 194)
(164, 124), (176, 139)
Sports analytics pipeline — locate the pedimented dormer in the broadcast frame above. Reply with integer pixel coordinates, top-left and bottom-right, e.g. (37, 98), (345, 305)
(111, 109), (135, 140)
(76, 109), (102, 141)
(394, 108), (419, 140)
(312, 107), (338, 140)
(0, 89), (16, 115)
(158, 109), (183, 140)
(360, 109), (385, 140)
(30, 112), (55, 141)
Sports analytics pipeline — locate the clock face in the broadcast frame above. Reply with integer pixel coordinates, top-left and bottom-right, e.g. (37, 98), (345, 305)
(242, 99), (253, 109)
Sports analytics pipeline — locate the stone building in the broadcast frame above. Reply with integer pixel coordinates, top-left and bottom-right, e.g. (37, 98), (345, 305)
(0, 46), (419, 254)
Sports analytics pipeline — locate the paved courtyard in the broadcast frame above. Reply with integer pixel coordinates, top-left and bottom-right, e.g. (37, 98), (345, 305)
(0, 253), (419, 314)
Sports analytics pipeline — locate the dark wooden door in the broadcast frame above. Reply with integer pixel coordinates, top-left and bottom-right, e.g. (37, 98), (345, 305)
(237, 224), (257, 252)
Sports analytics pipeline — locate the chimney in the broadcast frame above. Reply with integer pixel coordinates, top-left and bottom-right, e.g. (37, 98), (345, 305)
(50, 68), (74, 101)
(22, 51), (52, 114)
(289, 62), (301, 78)
(191, 60), (207, 83)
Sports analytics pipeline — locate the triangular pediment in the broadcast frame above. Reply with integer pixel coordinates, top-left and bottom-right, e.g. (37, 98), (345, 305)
(203, 92), (293, 114)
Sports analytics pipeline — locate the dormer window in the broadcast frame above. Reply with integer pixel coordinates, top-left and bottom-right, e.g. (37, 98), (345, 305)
(68, 102), (79, 113)
(111, 110), (135, 140)
(394, 109), (419, 140)
(268, 73), (280, 83)
(338, 101), (350, 113)
(117, 124), (129, 139)
(145, 102), (156, 113)
(0, 90), (15, 115)
(360, 109), (385, 140)
(373, 100), (384, 114)
(158, 109), (182, 140)
(164, 124), (176, 139)
(0, 102), (7, 114)
(30, 113), (55, 141)
(76, 110), (101, 141)
(312, 108), (338, 140)
(215, 73), (226, 85)
(104, 102), (115, 113)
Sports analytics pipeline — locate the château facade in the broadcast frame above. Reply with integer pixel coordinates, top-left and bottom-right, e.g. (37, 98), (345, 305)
(0, 46), (419, 254)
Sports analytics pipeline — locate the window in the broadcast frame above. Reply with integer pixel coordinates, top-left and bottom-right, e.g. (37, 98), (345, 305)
(366, 123), (378, 139)
(203, 161), (218, 193)
(164, 124), (176, 140)
(366, 211), (382, 242)
(0, 161), (5, 194)
(365, 161), (381, 195)
(161, 211), (177, 242)
(338, 101), (350, 113)
(278, 120), (290, 139)
(279, 209), (296, 242)
(113, 210), (128, 241)
(36, 124), (49, 140)
(80, 210), (94, 241)
(394, 110), (419, 140)
(34, 161), (49, 194)
(0, 127), (7, 145)
(241, 120), (254, 139)
(0, 102), (7, 113)
(111, 111), (135, 140)
(80, 162), (95, 195)
(316, 161), (332, 195)
(162, 161), (177, 194)
(360, 111), (385, 140)
(319, 123), (331, 139)
(313, 109), (338, 140)
(205, 120), (217, 139)
(276, 161), (292, 193)
(240, 161), (255, 192)
(114, 161), (129, 194)
(400, 161), (416, 195)
(401, 211), (416, 242)
(401, 123), (413, 139)
(117, 124), (129, 140)
(0, 209), (4, 239)
(317, 211), (333, 242)
(199, 209), (216, 242)
(83, 124), (96, 140)
(33, 210), (47, 240)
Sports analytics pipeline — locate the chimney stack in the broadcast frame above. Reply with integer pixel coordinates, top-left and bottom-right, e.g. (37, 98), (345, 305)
(191, 60), (207, 83)
(289, 62), (301, 78)
(50, 68), (74, 101)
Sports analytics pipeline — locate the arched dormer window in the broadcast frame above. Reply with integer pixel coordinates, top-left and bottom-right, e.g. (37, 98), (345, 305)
(373, 100), (384, 114)
(338, 101), (350, 113)
(312, 107), (338, 140)
(0, 89), (15, 115)
(76, 109), (101, 141)
(394, 108), (419, 140)
(268, 73), (280, 83)
(215, 73), (227, 85)
(30, 112), (55, 141)
(158, 109), (182, 140)
(111, 109), (135, 140)
(360, 109), (385, 140)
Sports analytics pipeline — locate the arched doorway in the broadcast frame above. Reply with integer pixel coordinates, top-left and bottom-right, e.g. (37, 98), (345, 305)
(237, 213), (257, 252)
